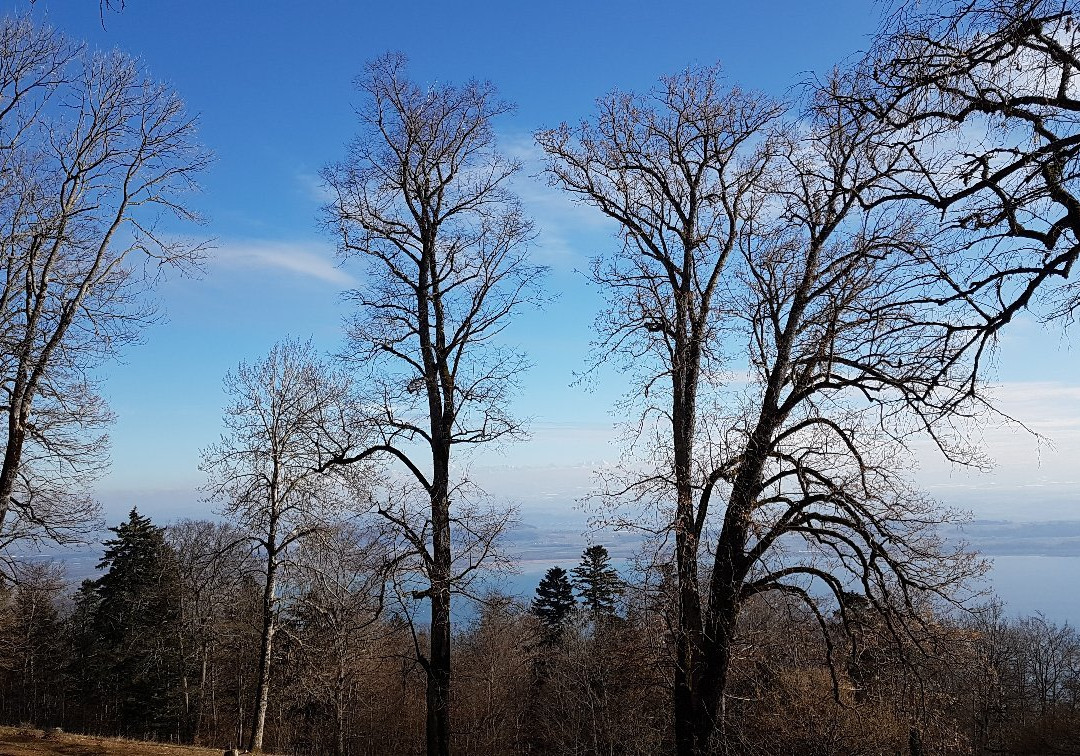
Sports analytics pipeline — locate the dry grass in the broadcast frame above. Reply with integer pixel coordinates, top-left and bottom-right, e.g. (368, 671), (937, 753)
(0, 726), (231, 756)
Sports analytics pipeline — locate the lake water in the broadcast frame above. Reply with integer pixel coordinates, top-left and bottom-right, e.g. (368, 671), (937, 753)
(19, 519), (1080, 629)
(981, 555), (1079, 623)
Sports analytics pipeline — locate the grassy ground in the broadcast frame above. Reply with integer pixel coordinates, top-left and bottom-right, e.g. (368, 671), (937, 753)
(0, 727), (231, 756)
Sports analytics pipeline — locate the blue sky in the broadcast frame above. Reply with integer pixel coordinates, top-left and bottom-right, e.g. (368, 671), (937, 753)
(12, 1), (1080, 616)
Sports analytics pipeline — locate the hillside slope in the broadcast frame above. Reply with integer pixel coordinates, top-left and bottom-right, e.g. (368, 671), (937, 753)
(0, 727), (235, 756)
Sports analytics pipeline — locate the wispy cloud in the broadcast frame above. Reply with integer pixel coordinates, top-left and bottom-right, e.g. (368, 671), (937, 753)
(500, 131), (620, 270)
(214, 239), (356, 287)
(295, 171), (335, 204)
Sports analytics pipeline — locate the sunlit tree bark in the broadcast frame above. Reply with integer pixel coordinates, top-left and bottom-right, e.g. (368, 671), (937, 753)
(0, 16), (209, 578)
(201, 339), (363, 753)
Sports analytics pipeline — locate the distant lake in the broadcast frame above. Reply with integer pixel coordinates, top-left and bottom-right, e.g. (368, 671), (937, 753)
(20, 519), (1080, 630)
(982, 555), (1079, 624)
(503, 555), (1079, 627)
(501, 519), (1080, 629)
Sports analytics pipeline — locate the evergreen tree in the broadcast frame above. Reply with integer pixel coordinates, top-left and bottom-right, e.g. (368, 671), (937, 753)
(532, 567), (575, 644)
(92, 508), (184, 737)
(571, 546), (623, 620)
(66, 579), (106, 733)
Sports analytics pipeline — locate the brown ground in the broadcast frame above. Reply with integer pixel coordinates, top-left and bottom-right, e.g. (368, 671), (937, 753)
(0, 727), (231, 756)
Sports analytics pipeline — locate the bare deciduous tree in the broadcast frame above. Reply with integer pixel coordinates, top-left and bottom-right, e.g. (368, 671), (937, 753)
(166, 519), (258, 744)
(539, 66), (986, 755)
(538, 67), (782, 755)
(201, 339), (366, 754)
(842, 0), (1080, 370)
(321, 52), (541, 756)
(0, 15), (209, 578)
(287, 521), (393, 756)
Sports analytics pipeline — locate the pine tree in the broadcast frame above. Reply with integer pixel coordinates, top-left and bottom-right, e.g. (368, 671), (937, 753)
(92, 508), (184, 736)
(532, 567), (576, 644)
(570, 545), (623, 620)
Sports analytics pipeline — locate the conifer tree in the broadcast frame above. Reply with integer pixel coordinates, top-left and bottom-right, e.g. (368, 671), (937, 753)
(65, 579), (105, 732)
(532, 567), (575, 644)
(570, 546), (623, 620)
(92, 508), (183, 736)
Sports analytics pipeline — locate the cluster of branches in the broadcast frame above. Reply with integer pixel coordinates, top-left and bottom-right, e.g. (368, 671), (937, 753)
(0, 15), (208, 579)
(535, 5), (1071, 743)
(840, 0), (1080, 370)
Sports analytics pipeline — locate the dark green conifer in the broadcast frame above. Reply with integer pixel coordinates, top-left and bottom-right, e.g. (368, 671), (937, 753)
(91, 507), (183, 736)
(532, 566), (576, 643)
(570, 545), (623, 619)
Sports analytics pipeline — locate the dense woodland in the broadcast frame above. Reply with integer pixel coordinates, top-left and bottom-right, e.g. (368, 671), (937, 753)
(4, 0), (1080, 754)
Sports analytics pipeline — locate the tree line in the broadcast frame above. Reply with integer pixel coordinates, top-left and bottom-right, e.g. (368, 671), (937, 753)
(0, 511), (1077, 754)
(4, 0), (1080, 754)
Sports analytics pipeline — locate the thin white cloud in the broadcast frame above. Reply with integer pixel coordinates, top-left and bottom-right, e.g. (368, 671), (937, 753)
(214, 239), (356, 287)
(500, 131), (622, 271)
(295, 171), (335, 204)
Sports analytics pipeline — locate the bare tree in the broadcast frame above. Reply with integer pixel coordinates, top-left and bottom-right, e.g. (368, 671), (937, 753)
(539, 66), (985, 755)
(0, 15), (209, 578)
(286, 520), (393, 756)
(321, 52), (540, 756)
(201, 338), (366, 754)
(166, 519), (259, 744)
(840, 0), (1080, 372)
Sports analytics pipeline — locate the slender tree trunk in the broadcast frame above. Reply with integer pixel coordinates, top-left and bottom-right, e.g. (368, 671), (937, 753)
(250, 550), (278, 753)
(335, 660), (346, 756)
(178, 620), (191, 741)
(194, 644), (208, 743)
(427, 452), (452, 756)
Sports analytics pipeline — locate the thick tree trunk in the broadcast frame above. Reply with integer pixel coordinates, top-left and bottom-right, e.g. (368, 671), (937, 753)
(698, 589), (738, 754)
(675, 600), (735, 756)
(0, 392), (28, 534)
(671, 285), (709, 756)
(672, 493), (707, 756)
(694, 428), (777, 754)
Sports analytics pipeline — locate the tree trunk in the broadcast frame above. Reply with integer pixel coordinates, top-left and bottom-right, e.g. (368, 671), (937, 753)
(249, 553), (278, 753)
(335, 657), (346, 756)
(671, 285), (708, 756)
(0, 389), (28, 534)
(194, 645), (208, 743)
(427, 460), (452, 756)
(673, 502), (707, 756)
